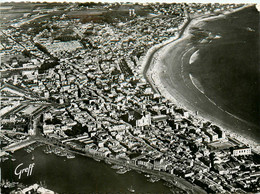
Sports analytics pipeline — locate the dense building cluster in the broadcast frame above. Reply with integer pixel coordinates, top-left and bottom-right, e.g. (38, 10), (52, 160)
(1, 2), (259, 193)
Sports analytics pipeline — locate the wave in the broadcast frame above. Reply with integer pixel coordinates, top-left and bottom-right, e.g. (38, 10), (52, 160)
(189, 74), (254, 127)
(189, 49), (199, 64)
(189, 74), (204, 94)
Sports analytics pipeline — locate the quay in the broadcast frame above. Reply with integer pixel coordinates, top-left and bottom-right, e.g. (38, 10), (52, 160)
(2, 139), (36, 153)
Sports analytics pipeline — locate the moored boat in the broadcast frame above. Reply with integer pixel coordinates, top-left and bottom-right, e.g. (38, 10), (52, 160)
(111, 165), (123, 170)
(67, 153), (75, 159)
(148, 176), (160, 183)
(94, 157), (101, 162)
(128, 185), (135, 193)
(164, 182), (173, 188)
(116, 167), (129, 174)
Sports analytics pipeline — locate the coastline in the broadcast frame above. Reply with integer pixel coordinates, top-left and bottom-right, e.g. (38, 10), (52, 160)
(2, 140), (206, 194)
(2, 3), (259, 194)
(142, 4), (260, 154)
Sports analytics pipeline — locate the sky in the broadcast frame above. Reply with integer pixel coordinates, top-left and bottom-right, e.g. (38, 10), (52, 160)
(0, 0), (259, 4)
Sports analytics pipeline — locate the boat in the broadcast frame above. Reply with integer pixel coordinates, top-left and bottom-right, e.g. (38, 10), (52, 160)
(128, 186), (135, 193)
(116, 168), (128, 175)
(67, 153), (75, 159)
(27, 146), (34, 152)
(59, 151), (67, 157)
(46, 145), (52, 154)
(94, 157), (101, 162)
(148, 176), (160, 183)
(111, 165), (123, 170)
(56, 152), (63, 157)
(43, 148), (49, 154)
(54, 148), (61, 155)
(105, 160), (111, 165)
(1, 157), (9, 162)
(11, 158), (16, 161)
(246, 27), (255, 32)
(164, 182), (173, 188)
(144, 174), (150, 178)
(32, 154), (34, 161)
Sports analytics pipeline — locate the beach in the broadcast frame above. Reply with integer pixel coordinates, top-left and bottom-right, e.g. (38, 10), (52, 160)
(143, 5), (260, 153)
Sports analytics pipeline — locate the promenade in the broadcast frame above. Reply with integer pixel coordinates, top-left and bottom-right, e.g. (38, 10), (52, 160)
(18, 135), (206, 194)
(68, 146), (207, 194)
(143, 5), (260, 149)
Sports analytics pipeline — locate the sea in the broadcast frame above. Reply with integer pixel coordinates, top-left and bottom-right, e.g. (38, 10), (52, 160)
(188, 6), (259, 140)
(1, 5), (259, 194)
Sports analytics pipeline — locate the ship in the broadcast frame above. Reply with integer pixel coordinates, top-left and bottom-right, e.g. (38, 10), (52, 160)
(67, 153), (75, 159)
(93, 157), (101, 162)
(1, 157), (9, 162)
(128, 186), (135, 193)
(56, 151), (63, 157)
(246, 27), (255, 32)
(43, 145), (52, 154)
(105, 160), (111, 164)
(147, 176), (160, 183)
(111, 165), (123, 170)
(116, 167), (129, 175)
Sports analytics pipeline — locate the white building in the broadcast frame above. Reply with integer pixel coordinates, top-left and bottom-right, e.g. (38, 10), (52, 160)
(232, 146), (251, 156)
(43, 124), (55, 135)
(136, 114), (151, 127)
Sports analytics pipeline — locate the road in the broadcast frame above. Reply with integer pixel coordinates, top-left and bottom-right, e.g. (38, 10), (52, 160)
(0, 66), (38, 73)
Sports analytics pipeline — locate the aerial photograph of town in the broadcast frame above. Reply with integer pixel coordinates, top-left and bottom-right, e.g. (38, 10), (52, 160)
(0, 0), (259, 193)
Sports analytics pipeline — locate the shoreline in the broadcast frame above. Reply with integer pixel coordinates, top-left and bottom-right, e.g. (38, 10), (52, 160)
(3, 141), (206, 194)
(142, 4), (260, 154)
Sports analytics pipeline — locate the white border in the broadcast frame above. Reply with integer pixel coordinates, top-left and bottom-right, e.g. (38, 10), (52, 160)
(0, 0), (259, 4)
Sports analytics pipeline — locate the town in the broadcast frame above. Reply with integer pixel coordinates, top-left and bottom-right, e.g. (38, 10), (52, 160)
(0, 2), (259, 194)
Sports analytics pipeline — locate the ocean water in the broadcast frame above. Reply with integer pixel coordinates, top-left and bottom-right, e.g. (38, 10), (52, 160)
(188, 6), (259, 134)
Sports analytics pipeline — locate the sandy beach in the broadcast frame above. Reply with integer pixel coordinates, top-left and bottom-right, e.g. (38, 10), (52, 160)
(142, 5), (260, 153)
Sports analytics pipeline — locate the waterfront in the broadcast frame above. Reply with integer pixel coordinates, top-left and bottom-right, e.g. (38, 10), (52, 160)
(1, 147), (176, 193)
(188, 5), (259, 132)
(1, 3), (259, 193)
(156, 5), (260, 144)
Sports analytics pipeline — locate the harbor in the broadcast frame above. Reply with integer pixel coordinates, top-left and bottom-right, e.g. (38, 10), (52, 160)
(1, 2), (259, 193)
(1, 146), (183, 194)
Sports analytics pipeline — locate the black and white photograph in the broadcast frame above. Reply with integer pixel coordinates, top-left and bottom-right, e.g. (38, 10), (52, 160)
(0, 0), (259, 193)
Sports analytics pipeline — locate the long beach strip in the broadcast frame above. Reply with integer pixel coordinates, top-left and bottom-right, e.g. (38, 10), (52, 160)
(142, 4), (260, 153)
